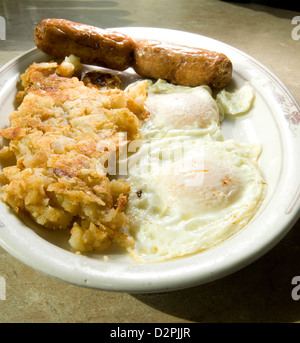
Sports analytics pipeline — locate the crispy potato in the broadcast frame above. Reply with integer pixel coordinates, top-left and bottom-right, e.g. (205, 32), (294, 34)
(0, 58), (148, 253)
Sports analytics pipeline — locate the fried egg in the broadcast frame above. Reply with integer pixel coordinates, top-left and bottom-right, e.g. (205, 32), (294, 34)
(125, 139), (265, 262)
(142, 80), (223, 140)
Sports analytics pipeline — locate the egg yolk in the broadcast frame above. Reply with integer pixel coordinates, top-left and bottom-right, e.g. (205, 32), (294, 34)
(157, 158), (242, 217)
(145, 89), (219, 130)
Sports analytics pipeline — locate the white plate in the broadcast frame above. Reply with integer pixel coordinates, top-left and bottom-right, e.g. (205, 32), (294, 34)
(0, 27), (300, 293)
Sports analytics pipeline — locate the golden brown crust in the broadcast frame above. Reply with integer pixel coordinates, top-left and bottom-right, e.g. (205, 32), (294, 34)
(34, 18), (135, 71)
(132, 40), (233, 88)
(0, 60), (149, 253)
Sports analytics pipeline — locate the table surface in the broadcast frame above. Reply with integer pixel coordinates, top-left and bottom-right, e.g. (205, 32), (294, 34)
(0, 0), (300, 323)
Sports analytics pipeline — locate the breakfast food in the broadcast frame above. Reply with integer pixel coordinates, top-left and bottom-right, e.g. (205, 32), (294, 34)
(142, 79), (223, 140)
(0, 57), (148, 253)
(125, 139), (265, 262)
(0, 21), (266, 262)
(34, 18), (232, 88)
(133, 40), (232, 88)
(34, 18), (135, 71)
(123, 80), (265, 262)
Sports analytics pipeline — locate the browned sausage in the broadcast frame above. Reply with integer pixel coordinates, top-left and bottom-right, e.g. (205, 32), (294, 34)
(132, 39), (233, 88)
(34, 18), (135, 71)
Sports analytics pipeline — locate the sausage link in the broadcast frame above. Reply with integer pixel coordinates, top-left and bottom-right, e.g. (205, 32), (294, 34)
(132, 40), (232, 88)
(34, 19), (135, 71)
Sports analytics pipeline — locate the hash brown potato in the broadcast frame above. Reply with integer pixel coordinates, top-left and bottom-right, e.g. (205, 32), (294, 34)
(0, 57), (148, 253)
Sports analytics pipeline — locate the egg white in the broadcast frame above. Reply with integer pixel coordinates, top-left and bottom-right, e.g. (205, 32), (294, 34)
(142, 80), (224, 140)
(125, 139), (266, 263)
(216, 83), (255, 116)
(119, 79), (264, 263)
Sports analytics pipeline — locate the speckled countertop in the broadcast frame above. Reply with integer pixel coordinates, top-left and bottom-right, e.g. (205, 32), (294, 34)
(0, 0), (300, 323)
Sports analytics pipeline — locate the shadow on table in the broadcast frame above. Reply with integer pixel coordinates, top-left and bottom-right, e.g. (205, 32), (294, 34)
(221, 0), (300, 17)
(132, 217), (300, 323)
